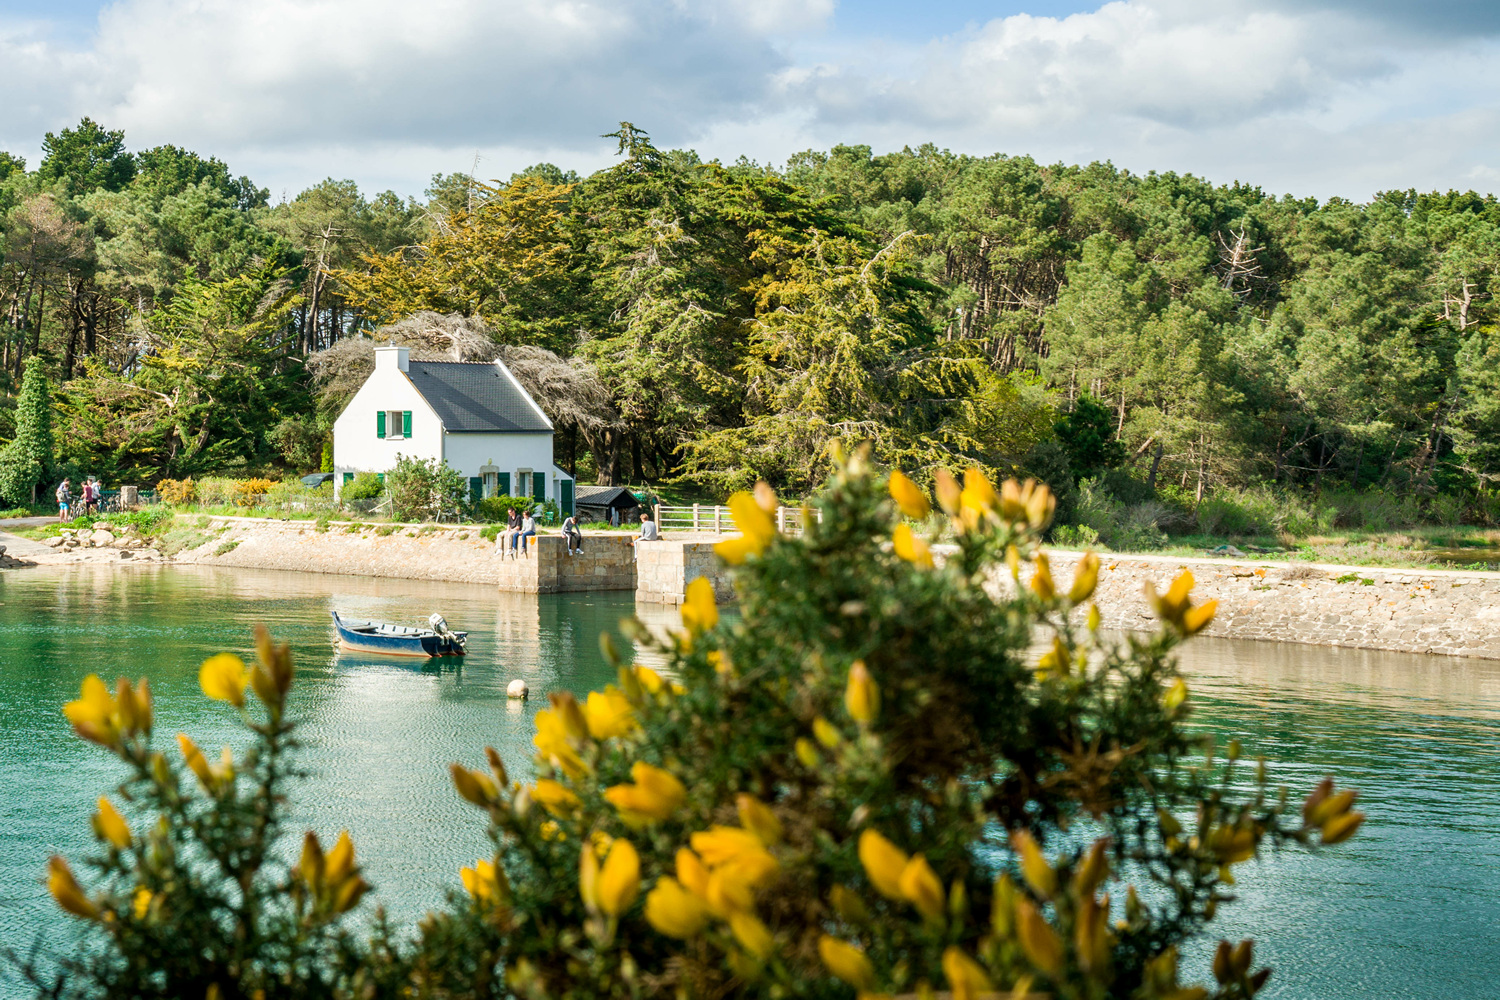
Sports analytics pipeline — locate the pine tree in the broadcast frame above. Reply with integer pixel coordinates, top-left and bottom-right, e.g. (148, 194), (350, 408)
(0, 357), (56, 505)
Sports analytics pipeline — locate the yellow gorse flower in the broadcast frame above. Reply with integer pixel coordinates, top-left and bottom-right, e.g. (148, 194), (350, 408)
(605, 761), (687, 825)
(898, 854), (945, 922)
(199, 653), (248, 707)
(857, 829), (908, 901)
(48, 856), (99, 920)
(583, 687), (636, 740)
(92, 797), (131, 850)
(1030, 552), (1055, 600)
(888, 470), (930, 520)
(460, 858), (508, 904)
(729, 911), (774, 959)
(680, 576), (719, 636)
(531, 779), (581, 816)
(63, 675), (152, 747)
(934, 468), (961, 514)
(176, 734), (233, 792)
(1011, 829), (1056, 899)
(644, 876), (710, 938)
(131, 886), (154, 921)
(297, 830), (370, 916)
(736, 795), (783, 846)
(1015, 898), (1065, 977)
(892, 523), (934, 568)
(1145, 570), (1218, 635)
(1069, 552), (1100, 603)
(942, 945), (997, 1000)
(844, 660), (879, 725)
(714, 489), (777, 565)
(959, 469), (1000, 521)
(451, 764), (499, 806)
(249, 624), (295, 712)
(812, 716), (841, 747)
(532, 708), (588, 777)
(596, 837), (641, 916)
(818, 936), (876, 990)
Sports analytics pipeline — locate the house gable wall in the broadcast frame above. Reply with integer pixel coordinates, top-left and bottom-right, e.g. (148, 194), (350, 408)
(331, 365), (443, 495)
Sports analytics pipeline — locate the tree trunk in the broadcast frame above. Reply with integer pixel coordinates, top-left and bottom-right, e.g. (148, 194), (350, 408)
(1146, 441), (1164, 492)
(631, 433), (646, 484)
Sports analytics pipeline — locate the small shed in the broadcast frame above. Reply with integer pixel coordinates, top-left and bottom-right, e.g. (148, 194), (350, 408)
(576, 486), (644, 524)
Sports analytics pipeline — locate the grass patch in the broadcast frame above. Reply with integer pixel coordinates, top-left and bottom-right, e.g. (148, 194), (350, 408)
(213, 539), (241, 557)
(344, 523), (364, 534)
(376, 525), (397, 537)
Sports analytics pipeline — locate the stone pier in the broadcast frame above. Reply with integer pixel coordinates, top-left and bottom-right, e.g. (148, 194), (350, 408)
(635, 536), (735, 605)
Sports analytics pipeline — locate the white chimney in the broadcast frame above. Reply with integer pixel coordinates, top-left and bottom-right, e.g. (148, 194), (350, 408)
(375, 345), (409, 372)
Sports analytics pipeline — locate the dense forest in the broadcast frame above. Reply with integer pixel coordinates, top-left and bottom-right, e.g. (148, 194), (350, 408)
(2, 117), (1499, 521)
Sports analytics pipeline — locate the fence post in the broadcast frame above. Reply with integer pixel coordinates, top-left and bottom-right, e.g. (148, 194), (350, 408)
(715, 505), (722, 533)
(777, 506), (786, 533)
(693, 503), (700, 531)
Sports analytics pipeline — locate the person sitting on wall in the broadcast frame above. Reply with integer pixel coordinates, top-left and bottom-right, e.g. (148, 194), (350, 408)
(633, 511), (659, 561)
(519, 509), (537, 557)
(495, 507), (518, 559)
(562, 512), (583, 555)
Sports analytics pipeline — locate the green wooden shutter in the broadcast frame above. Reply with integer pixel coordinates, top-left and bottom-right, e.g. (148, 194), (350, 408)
(469, 477), (482, 503)
(560, 479), (574, 515)
(377, 473), (385, 483)
(498, 472), (510, 496)
(343, 472), (354, 484)
(402, 410), (412, 437)
(376, 410), (386, 438)
(534, 473), (546, 502)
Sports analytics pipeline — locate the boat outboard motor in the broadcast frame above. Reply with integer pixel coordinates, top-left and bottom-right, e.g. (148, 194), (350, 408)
(428, 613), (465, 651)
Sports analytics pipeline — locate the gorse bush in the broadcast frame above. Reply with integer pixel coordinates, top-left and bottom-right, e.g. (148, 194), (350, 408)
(154, 478), (196, 505)
(22, 456), (1364, 1000)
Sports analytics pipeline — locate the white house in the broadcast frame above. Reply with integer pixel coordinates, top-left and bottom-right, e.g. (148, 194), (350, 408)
(332, 345), (575, 513)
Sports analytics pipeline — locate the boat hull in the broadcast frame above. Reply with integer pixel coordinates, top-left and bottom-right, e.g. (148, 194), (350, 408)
(331, 612), (466, 658)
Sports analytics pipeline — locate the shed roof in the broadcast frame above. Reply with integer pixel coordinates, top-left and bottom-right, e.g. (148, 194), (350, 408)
(575, 486), (641, 509)
(405, 360), (552, 433)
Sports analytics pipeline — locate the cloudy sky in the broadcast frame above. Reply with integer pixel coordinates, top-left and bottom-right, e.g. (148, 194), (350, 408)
(2, 0), (1498, 202)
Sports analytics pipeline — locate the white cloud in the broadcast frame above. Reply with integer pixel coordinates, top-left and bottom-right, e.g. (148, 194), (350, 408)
(2, 0), (1500, 200)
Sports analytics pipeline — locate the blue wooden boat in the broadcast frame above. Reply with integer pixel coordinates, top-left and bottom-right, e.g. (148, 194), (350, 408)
(331, 611), (467, 657)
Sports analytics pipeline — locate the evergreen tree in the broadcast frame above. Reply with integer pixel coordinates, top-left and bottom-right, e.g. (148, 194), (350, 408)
(0, 357), (55, 505)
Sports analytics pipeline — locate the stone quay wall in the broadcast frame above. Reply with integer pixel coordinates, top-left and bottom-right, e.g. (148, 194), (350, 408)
(1026, 550), (1500, 660)
(635, 537), (735, 605)
(166, 517), (1500, 657)
(173, 516), (636, 592)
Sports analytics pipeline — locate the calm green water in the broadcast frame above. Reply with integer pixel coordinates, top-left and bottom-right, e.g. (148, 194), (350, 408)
(1, 566), (1497, 998)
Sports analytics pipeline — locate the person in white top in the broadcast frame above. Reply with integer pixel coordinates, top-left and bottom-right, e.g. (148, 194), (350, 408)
(519, 511), (537, 557)
(633, 511), (658, 560)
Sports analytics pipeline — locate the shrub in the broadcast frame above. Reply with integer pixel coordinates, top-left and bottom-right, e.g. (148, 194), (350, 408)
(24, 458), (1364, 1000)
(340, 472), (385, 502)
(194, 477), (239, 507)
(234, 478), (277, 507)
(1070, 477), (1168, 550)
(266, 415), (324, 471)
(475, 494), (543, 523)
(386, 454), (464, 522)
(155, 478), (197, 505)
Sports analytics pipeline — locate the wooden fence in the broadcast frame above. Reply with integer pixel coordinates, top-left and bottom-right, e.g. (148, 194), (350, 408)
(653, 503), (820, 536)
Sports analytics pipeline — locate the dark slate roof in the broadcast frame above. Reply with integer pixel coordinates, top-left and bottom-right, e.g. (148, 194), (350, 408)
(404, 361), (552, 433)
(575, 486), (640, 509)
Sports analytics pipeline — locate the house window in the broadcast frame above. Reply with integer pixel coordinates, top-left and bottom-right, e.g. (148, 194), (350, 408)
(483, 472), (499, 498)
(380, 410), (411, 440)
(518, 470), (532, 497)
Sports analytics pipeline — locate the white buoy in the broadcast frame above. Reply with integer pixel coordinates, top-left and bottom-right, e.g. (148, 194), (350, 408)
(506, 679), (529, 700)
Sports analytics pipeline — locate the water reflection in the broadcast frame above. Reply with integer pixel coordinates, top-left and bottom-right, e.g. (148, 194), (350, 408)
(0, 566), (1496, 1000)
